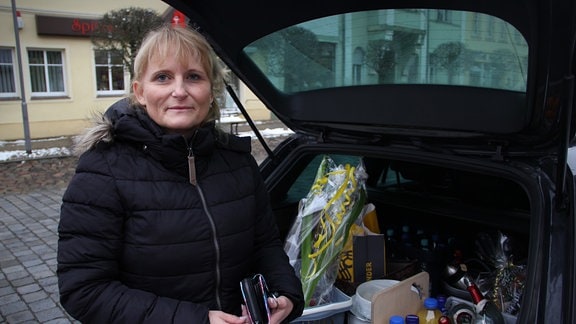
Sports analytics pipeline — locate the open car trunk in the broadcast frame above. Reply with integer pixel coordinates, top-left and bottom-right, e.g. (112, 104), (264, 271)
(263, 136), (566, 323)
(162, 0), (576, 321)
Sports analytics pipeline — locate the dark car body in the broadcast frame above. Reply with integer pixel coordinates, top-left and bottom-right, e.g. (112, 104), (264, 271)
(164, 0), (576, 323)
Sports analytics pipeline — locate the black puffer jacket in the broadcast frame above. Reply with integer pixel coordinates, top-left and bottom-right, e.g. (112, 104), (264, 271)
(57, 98), (304, 323)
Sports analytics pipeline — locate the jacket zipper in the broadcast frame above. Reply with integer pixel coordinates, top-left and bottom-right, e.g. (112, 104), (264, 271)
(197, 185), (223, 310)
(187, 136), (223, 309)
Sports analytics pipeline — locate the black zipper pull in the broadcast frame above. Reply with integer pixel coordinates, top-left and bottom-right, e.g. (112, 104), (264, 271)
(188, 147), (197, 186)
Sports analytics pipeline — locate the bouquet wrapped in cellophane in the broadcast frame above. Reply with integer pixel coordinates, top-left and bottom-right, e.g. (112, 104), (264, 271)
(284, 155), (368, 306)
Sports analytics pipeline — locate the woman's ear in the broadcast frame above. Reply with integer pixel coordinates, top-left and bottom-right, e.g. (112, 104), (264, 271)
(133, 81), (146, 106)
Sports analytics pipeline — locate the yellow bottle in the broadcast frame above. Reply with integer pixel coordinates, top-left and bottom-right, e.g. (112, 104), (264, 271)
(417, 297), (442, 324)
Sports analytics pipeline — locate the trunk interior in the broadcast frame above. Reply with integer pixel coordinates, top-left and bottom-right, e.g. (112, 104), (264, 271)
(270, 151), (532, 322)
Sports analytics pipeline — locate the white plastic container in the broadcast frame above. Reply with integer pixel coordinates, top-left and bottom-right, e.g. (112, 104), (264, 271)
(350, 279), (402, 321)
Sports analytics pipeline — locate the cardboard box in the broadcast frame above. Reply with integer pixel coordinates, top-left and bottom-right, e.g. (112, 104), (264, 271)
(352, 234), (386, 282)
(371, 272), (430, 323)
(337, 203), (385, 286)
(337, 235), (423, 296)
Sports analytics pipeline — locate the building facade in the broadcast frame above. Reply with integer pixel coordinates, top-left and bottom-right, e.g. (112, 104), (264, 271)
(292, 9), (528, 93)
(0, 0), (268, 141)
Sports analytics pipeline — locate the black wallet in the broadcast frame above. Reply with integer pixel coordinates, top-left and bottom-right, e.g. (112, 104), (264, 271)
(240, 274), (271, 324)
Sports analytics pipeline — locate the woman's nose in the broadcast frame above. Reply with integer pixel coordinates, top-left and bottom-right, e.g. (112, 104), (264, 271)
(171, 79), (187, 98)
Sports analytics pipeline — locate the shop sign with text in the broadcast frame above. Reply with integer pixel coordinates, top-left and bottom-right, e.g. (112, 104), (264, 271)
(36, 15), (112, 37)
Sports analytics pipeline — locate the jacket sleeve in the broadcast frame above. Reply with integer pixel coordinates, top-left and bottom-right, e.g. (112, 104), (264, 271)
(57, 149), (210, 324)
(247, 156), (305, 322)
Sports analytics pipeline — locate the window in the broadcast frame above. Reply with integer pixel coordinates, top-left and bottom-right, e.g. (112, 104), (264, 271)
(353, 47), (365, 85)
(436, 10), (452, 23)
(498, 21), (508, 42)
(0, 47), (17, 98)
(95, 50), (126, 95)
(486, 16), (495, 41)
(28, 49), (66, 96)
(246, 9), (528, 93)
(472, 13), (481, 37)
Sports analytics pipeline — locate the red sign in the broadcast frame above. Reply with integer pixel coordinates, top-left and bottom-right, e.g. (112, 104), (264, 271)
(171, 10), (186, 28)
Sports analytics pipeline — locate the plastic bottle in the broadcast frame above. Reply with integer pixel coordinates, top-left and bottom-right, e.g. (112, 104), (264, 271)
(390, 315), (405, 324)
(437, 295), (448, 315)
(417, 297), (442, 324)
(438, 315), (452, 324)
(419, 238), (431, 272)
(406, 314), (420, 324)
(401, 225), (415, 259)
(401, 225), (411, 244)
(418, 238), (435, 295)
(386, 228), (398, 260)
(415, 227), (427, 246)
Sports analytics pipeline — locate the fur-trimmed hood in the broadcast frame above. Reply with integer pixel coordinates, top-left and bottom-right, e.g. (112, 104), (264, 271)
(72, 110), (115, 157)
(72, 98), (138, 156)
(72, 98), (251, 179)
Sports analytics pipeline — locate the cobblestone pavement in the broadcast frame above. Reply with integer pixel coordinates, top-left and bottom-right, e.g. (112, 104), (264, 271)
(0, 187), (79, 324)
(0, 157), (78, 196)
(0, 135), (286, 323)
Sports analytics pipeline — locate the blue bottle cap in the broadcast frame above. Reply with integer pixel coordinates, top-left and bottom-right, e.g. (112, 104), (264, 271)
(405, 314), (419, 324)
(424, 297), (438, 309)
(390, 315), (405, 324)
(437, 295), (447, 304)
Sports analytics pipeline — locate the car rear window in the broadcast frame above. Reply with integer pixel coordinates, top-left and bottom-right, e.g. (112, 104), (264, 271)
(243, 9), (528, 94)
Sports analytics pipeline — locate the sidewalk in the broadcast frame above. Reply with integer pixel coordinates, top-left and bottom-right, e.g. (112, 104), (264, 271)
(0, 187), (79, 323)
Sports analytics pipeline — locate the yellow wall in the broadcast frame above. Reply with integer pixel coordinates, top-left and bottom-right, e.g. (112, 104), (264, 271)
(0, 1), (169, 140)
(240, 86), (271, 121)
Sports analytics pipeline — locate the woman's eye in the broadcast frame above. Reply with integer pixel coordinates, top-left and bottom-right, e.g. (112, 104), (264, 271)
(155, 74), (169, 82)
(187, 73), (202, 81)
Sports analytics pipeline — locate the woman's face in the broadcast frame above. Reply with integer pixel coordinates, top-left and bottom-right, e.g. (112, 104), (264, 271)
(133, 53), (213, 137)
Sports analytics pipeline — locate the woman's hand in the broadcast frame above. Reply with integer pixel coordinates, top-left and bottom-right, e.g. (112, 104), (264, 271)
(268, 295), (294, 324)
(236, 294), (295, 324)
(209, 310), (247, 324)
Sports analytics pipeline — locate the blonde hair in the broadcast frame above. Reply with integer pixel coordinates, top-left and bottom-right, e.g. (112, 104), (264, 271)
(131, 24), (227, 122)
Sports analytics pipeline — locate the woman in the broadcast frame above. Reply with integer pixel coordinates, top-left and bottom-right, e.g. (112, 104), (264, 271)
(57, 25), (304, 324)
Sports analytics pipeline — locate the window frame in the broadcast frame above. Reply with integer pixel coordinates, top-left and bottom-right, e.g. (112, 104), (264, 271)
(94, 49), (127, 96)
(27, 48), (67, 98)
(0, 47), (18, 98)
